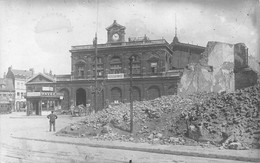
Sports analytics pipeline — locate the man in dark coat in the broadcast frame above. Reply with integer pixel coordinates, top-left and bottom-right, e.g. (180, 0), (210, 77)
(47, 111), (58, 132)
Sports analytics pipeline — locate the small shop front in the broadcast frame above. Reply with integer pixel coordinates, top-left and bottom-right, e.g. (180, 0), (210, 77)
(25, 92), (64, 116)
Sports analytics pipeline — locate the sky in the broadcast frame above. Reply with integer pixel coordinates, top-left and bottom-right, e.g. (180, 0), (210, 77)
(0, 0), (259, 77)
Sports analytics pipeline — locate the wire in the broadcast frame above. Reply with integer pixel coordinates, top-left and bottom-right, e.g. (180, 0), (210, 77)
(96, 0), (99, 35)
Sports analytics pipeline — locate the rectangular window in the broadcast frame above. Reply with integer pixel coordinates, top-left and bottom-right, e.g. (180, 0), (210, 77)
(17, 92), (20, 96)
(151, 62), (158, 74)
(77, 66), (84, 78)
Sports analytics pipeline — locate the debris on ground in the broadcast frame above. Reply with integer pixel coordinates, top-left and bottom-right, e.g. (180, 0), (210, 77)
(57, 84), (260, 149)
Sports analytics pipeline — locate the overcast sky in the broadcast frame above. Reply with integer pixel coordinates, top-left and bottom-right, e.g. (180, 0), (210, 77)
(0, 0), (259, 77)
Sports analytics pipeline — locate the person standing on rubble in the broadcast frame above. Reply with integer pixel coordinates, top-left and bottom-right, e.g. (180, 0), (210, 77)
(47, 111), (58, 132)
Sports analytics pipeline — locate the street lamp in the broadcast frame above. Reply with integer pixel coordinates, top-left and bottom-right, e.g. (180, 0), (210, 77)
(129, 56), (134, 133)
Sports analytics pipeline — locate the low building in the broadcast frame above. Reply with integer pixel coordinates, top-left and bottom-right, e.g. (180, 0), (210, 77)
(0, 78), (15, 113)
(25, 73), (64, 115)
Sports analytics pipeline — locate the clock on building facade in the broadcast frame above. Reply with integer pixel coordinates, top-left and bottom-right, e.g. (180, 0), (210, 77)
(112, 33), (120, 41)
(106, 20), (125, 43)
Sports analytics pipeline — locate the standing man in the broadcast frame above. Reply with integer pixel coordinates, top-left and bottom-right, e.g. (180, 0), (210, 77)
(47, 111), (58, 132)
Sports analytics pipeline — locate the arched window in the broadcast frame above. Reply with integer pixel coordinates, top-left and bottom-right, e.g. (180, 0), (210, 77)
(147, 86), (160, 100)
(110, 56), (122, 74)
(111, 87), (122, 103)
(132, 86), (141, 101)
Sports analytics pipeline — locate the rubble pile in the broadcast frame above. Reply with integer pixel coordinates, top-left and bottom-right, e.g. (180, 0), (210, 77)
(180, 84), (260, 149)
(57, 84), (260, 149)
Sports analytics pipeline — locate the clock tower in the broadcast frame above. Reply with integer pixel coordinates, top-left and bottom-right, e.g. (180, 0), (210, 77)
(106, 20), (126, 43)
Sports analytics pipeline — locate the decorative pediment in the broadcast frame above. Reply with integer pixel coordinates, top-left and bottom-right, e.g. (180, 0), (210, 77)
(147, 56), (160, 62)
(26, 73), (55, 84)
(106, 20), (126, 31)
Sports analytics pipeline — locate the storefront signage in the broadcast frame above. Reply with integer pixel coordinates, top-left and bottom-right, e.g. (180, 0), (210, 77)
(26, 92), (63, 98)
(41, 92), (63, 97)
(107, 73), (124, 79)
(26, 92), (41, 97)
(42, 87), (54, 91)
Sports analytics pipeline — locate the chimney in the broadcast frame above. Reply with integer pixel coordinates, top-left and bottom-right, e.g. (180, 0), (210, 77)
(29, 68), (34, 75)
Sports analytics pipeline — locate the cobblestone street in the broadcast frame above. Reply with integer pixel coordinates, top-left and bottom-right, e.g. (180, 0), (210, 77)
(1, 112), (259, 163)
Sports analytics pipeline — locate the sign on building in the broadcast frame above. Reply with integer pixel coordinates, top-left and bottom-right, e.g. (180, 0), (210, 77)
(26, 92), (41, 97)
(42, 87), (54, 91)
(107, 73), (124, 79)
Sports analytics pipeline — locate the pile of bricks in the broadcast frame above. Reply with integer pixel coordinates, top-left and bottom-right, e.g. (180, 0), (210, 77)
(58, 84), (260, 149)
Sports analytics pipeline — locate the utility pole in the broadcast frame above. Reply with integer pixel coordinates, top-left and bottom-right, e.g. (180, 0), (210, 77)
(93, 33), (98, 113)
(129, 56), (134, 133)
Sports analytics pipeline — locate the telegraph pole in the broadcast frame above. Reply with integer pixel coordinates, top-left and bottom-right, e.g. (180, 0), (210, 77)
(129, 56), (134, 133)
(94, 33), (98, 113)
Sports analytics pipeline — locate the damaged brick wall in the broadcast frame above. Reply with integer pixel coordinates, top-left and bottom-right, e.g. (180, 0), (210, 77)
(178, 41), (257, 95)
(235, 69), (258, 90)
(178, 63), (213, 95)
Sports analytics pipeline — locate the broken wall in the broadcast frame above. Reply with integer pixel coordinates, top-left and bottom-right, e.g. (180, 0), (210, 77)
(235, 68), (258, 90)
(207, 42), (235, 93)
(178, 42), (236, 95)
(234, 43), (248, 71)
(178, 63), (213, 95)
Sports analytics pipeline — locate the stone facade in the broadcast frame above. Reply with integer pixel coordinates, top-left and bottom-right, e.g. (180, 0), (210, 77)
(25, 20), (207, 112)
(0, 78), (15, 113)
(170, 36), (205, 69)
(6, 67), (34, 111)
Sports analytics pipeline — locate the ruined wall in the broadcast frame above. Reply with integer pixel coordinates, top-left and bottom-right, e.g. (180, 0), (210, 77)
(178, 42), (236, 95)
(207, 42), (235, 93)
(234, 43), (248, 71)
(178, 63), (213, 95)
(235, 69), (258, 90)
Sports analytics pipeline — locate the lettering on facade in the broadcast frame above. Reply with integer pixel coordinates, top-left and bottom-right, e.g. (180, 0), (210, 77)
(41, 92), (63, 97)
(26, 92), (63, 98)
(26, 92), (41, 97)
(42, 87), (54, 91)
(107, 73), (124, 79)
